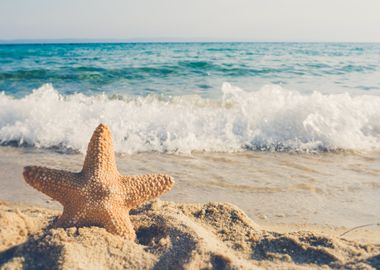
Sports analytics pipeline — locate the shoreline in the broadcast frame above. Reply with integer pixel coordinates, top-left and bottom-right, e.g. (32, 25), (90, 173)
(1, 200), (379, 269)
(1, 146), (380, 229)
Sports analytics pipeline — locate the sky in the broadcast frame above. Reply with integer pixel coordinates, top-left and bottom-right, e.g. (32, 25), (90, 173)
(0, 0), (380, 42)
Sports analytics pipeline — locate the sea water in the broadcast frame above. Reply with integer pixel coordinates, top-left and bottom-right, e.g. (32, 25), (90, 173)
(0, 43), (379, 227)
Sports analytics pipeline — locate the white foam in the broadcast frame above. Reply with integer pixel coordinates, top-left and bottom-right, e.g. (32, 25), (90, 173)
(1, 83), (380, 154)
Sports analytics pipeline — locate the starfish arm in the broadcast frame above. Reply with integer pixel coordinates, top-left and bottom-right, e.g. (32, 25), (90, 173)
(120, 174), (174, 208)
(103, 208), (136, 240)
(23, 166), (82, 204)
(55, 204), (83, 227)
(82, 124), (118, 177)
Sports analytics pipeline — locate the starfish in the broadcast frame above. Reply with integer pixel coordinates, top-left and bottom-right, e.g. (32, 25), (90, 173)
(23, 123), (174, 240)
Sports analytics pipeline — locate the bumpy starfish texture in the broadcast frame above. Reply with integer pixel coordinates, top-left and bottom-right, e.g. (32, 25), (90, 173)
(23, 124), (174, 240)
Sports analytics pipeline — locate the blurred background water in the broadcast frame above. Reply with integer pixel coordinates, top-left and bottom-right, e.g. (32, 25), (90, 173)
(1, 42), (380, 98)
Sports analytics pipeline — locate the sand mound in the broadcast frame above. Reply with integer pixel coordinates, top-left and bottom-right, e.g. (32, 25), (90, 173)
(0, 200), (379, 270)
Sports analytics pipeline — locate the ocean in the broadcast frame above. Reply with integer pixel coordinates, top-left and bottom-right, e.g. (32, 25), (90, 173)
(0, 42), (379, 227)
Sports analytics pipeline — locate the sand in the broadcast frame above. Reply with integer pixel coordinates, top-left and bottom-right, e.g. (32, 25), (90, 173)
(0, 200), (379, 270)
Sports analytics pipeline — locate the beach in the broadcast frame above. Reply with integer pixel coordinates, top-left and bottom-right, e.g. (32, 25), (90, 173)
(0, 42), (380, 269)
(0, 146), (380, 269)
(0, 200), (379, 269)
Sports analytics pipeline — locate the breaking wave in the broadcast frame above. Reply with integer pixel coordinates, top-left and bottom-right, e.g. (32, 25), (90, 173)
(1, 83), (380, 154)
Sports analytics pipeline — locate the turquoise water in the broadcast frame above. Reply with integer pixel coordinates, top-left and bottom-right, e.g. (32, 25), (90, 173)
(1, 43), (380, 98)
(1, 42), (380, 153)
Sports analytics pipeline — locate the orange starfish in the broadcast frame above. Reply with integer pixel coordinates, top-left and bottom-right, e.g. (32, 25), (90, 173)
(23, 123), (174, 240)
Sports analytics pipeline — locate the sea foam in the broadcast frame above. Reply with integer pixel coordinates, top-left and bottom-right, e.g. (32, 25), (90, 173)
(1, 83), (380, 154)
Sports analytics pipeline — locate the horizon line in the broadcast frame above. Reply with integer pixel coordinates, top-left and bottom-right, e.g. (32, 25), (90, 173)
(1, 38), (380, 45)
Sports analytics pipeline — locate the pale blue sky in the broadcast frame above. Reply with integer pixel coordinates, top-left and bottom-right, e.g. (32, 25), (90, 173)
(0, 0), (379, 42)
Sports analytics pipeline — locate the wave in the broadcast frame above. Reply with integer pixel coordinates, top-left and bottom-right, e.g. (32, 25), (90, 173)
(0, 66), (178, 81)
(1, 83), (380, 154)
(2, 63), (374, 84)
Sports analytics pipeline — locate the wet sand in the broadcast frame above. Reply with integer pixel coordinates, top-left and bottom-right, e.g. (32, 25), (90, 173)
(0, 146), (379, 227)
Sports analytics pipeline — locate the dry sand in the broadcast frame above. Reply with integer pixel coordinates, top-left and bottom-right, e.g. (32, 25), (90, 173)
(0, 200), (379, 270)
